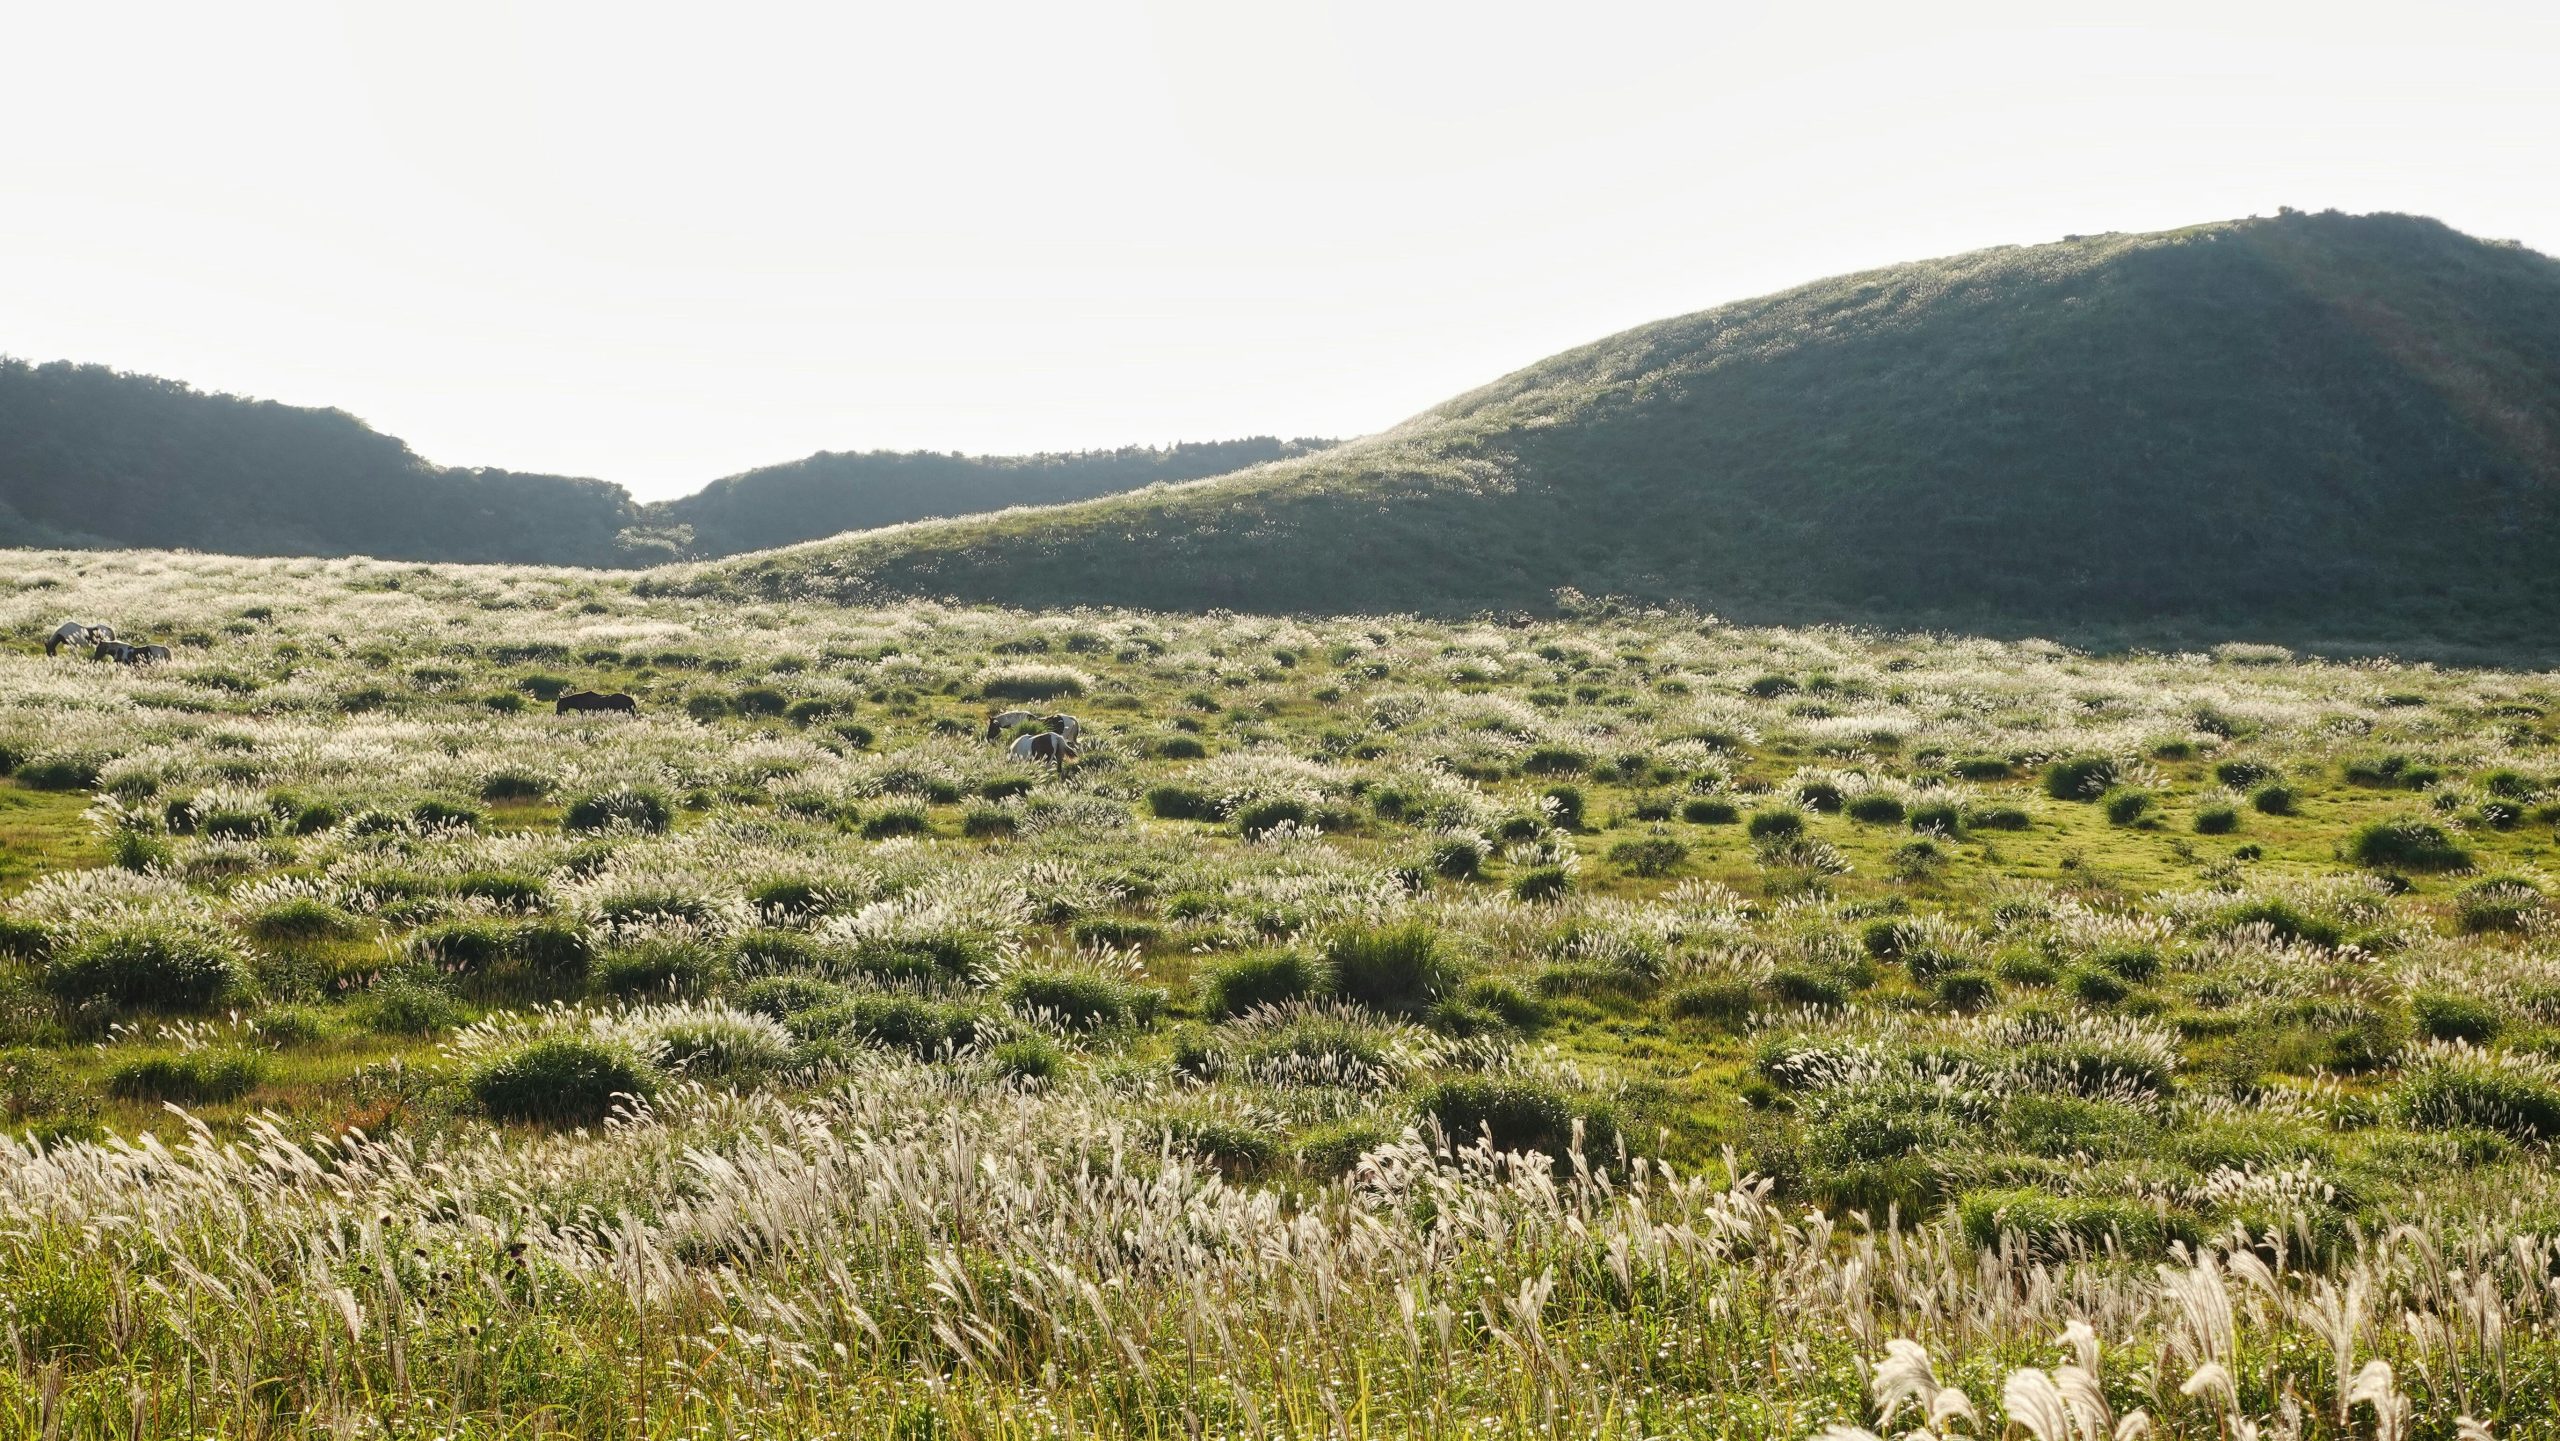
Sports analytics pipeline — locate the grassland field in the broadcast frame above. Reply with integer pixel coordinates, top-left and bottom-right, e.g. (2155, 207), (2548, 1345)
(3, 549), (2560, 1437)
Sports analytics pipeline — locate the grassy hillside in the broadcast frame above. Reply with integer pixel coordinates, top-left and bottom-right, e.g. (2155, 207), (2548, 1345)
(8, 550), (2560, 1430)
(0, 358), (1321, 564)
(651, 437), (1332, 556)
(0, 359), (641, 565)
(701, 211), (2560, 655)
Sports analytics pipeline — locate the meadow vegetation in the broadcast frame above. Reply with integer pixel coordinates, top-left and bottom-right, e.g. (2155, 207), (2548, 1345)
(3, 550), (2560, 1434)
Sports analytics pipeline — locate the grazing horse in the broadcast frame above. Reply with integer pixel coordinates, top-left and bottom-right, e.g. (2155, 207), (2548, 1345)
(90, 642), (137, 664)
(1010, 730), (1077, 773)
(45, 622), (111, 656)
(985, 709), (1040, 740)
(556, 690), (638, 715)
(1041, 713), (1082, 744)
(133, 644), (171, 663)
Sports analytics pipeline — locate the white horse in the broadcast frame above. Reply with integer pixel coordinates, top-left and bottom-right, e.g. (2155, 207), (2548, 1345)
(986, 709), (1041, 740)
(45, 621), (112, 656)
(1010, 731), (1077, 773)
(1041, 713), (1082, 744)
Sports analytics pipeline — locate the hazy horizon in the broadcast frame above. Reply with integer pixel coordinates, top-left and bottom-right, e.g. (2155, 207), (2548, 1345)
(8, 0), (2559, 500)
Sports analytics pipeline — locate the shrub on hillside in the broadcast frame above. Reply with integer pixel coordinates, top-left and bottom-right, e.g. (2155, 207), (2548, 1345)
(562, 787), (672, 834)
(1419, 1077), (1617, 1160)
(106, 1048), (264, 1104)
(45, 925), (247, 1012)
(2348, 817), (2469, 871)
(2043, 756), (2118, 801)
(1745, 808), (1804, 841)
(1200, 950), (1322, 1019)
(470, 1037), (655, 1126)
(1321, 922), (1453, 1016)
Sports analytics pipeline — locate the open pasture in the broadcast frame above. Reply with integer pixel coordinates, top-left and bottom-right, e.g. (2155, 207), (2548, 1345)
(3, 551), (2560, 1436)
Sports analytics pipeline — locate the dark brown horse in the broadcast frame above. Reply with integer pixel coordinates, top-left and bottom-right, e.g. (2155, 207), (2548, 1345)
(556, 691), (638, 715)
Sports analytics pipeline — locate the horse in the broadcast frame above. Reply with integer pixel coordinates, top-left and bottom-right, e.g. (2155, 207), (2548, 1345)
(133, 644), (171, 663)
(89, 642), (137, 664)
(986, 709), (1040, 740)
(1010, 730), (1077, 773)
(1041, 713), (1082, 744)
(556, 690), (638, 715)
(45, 622), (111, 656)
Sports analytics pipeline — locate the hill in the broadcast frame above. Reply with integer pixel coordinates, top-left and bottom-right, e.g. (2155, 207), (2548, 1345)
(696, 211), (2560, 656)
(0, 358), (1323, 565)
(0, 359), (640, 565)
(645, 438), (1332, 557)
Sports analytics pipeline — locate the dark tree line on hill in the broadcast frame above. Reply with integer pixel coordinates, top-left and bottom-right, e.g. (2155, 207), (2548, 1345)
(0, 357), (1330, 566)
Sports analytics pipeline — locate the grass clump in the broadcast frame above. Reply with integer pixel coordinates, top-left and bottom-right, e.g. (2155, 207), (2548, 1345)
(1200, 950), (1323, 1020)
(106, 1048), (265, 1104)
(1957, 1189), (2187, 1259)
(2043, 756), (2118, 801)
(1320, 922), (1453, 1016)
(1418, 1077), (1616, 1160)
(46, 925), (248, 1013)
(470, 1037), (655, 1126)
(562, 787), (673, 834)
(2348, 817), (2470, 871)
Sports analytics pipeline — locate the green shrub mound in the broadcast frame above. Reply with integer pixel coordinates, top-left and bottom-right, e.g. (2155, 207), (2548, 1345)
(1321, 923), (1454, 1016)
(107, 1049), (266, 1104)
(2348, 817), (2470, 871)
(1418, 1077), (1617, 1160)
(1957, 1189), (2192, 1259)
(45, 926), (248, 1012)
(2043, 757), (2118, 801)
(562, 787), (673, 834)
(1200, 950), (1323, 1020)
(471, 1037), (657, 1126)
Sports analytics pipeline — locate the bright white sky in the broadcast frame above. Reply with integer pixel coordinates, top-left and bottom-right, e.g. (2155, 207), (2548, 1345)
(5, 1), (2556, 499)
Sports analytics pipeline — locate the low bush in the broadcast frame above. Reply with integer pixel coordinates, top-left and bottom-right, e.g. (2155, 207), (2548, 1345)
(1419, 1077), (1617, 1160)
(1607, 836), (1688, 877)
(1509, 866), (1572, 903)
(1681, 798), (1739, 825)
(2400, 1052), (2560, 1141)
(2251, 784), (2297, 816)
(1145, 785), (1215, 821)
(1966, 805), (2032, 831)
(2044, 756), (2119, 801)
(2193, 804), (2240, 835)
(2348, 818), (2470, 871)
(244, 898), (358, 944)
(1957, 1189), (2188, 1259)
(2101, 789), (2154, 826)
(1201, 950), (1322, 1019)
(1003, 969), (1149, 1029)
(363, 977), (466, 1036)
(470, 1037), (655, 1125)
(1845, 794), (1906, 825)
(106, 1048), (265, 1104)
(562, 787), (673, 834)
(1321, 923), (1454, 1016)
(2412, 991), (2503, 1045)
(1234, 798), (1309, 838)
(860, 806), (930, 840)
(990, 1035), (1065, 1082)
(45, 925), (247, 1012)
(1746, 808), (1804, 841)
(1541, 786), (1586, 830)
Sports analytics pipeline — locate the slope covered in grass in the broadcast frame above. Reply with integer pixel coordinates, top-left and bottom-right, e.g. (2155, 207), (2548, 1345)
(0, 357), (1323, 565)
(702, 211), (2560, 654)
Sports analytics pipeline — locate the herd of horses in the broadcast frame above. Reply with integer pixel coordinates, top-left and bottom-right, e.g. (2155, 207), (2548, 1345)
(43, 621), (1086, 771)
(46, 621), (169, 664)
